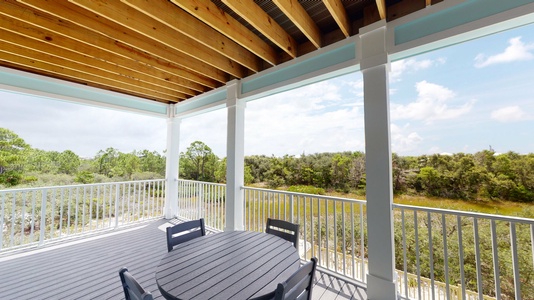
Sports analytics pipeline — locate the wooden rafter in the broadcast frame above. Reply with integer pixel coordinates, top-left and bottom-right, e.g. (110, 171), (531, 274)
(376, 0), (386, 20)
(122, 0), (261, 73)
(222, 0), (298, 58)
(323, 0), (351, 38)
(0, 0), (440, 104)
(0, 46), (181, 102)
(171, 0), (278, 66)
(69, 0), (246, 78)
(14, 0), (223, 88)
(273, 0), (321, 49)
(0, 18), (197, 97)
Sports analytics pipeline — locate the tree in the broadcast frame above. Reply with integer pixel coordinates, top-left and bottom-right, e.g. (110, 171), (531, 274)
(0, 128), (30, 186)
(180, 141), (219, 182)
(93, 147), (120, 177)
(138, 150), (165, 175)
(58, 150), (81, 175)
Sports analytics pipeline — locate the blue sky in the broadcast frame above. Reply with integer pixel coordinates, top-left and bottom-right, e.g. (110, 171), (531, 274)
(0, 23), (533, 158)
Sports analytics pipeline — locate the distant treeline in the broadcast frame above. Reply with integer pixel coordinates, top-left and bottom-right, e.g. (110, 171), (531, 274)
(240, 150), (534, 202)
(1, 128), (533, 202)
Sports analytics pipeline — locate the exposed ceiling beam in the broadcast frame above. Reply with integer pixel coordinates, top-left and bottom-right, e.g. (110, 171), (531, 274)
(0, 18), (197, 97)
(15, 0), (224, 87)
(376, 0), (386, 20)
(322, 0), (351, 38)
(273, 0), (322, 49)
(222, 0), (297, 58)
(122, 0), (261, 73)
(171, 0), (278, 66)
(0, 46), (181, 102)
(69, 0), (246, 78)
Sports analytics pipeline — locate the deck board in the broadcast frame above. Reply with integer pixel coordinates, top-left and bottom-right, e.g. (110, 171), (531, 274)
(0, 219), (366, 300)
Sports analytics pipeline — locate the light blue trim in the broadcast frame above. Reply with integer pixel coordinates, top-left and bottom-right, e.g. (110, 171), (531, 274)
(0, 69), (167, 115)
(241, 43), (356, 94)
(174, 88), (227, 115)
(395, 0), (534, 45)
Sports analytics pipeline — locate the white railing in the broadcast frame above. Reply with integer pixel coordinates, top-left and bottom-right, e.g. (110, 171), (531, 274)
(176, 182), (531, 300)
(0, 179), (165, 252)
(242, 186), (369, 283)
(177, 179), (226, 232)
(393, 204), (534, 300)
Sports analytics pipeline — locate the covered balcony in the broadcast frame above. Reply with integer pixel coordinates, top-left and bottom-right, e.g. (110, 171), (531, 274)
(1, 1), (534, 299)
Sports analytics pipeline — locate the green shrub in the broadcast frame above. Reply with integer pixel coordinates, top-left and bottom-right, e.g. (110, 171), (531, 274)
(287, 185), (325, 195)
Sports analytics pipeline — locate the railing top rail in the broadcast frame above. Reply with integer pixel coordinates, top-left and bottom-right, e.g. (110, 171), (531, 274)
(177, 179), (226, 187)
(241, 186), (367, 204)
(393, 203), (534, 224)
(0, 178), (166, 194)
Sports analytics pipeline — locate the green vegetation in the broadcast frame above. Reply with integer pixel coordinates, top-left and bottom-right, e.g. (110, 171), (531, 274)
(0, 128), (166, 188)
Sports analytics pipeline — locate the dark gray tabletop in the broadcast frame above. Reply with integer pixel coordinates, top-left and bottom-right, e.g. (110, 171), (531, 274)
(156, 230), (300, 300)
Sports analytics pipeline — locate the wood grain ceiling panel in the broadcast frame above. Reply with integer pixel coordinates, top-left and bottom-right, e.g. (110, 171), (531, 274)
(0, 0), (432, 104)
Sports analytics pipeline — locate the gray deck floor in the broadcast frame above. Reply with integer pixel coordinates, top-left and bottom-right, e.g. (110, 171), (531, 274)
(0, 219), (366, 300)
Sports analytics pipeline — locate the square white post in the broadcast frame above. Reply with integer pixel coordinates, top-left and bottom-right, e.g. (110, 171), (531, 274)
(225, 80), (245, 231)
(360, 21), (398, 300)
(164, 104), (181, 219)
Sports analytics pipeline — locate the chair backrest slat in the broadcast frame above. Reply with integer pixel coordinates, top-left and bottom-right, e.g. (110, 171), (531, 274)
(274, 257), (318, 300)
(266, 218), (299, 252)
(166, 218), (206, 252)
(119, 267), (153, 300)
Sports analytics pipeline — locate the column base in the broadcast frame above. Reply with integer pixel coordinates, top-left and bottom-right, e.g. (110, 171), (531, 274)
(366, 273), (398, 300)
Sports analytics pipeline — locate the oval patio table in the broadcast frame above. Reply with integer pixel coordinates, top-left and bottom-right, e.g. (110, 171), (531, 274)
(156, 230), (300, 300)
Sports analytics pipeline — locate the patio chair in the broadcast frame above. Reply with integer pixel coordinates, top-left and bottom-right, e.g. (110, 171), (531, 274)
(166, 218), (206, 252)
(274, 257), (318, 300)
(266, 218), (299, 251)
(119, 267), (153, 300)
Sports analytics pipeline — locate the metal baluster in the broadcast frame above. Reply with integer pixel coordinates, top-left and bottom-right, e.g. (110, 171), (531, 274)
(360, 203), (365, 282)
(473, 218), (483, 300)
(31, 191), (36, 243)
(39, 190), (47, 246)
(342, 202), (346, 276)
(326, 199), (330, 270)
(428, 211), (435, 300)
(402, 209), (408, 298)
(458, 215), (466, 299)
(510, 222), (521, 300)
(414, 210), (421, 300)
(89, 186), (94, 231)
(75, 187), (79, 233)
(490, 220), (501, 300)
(318, 197), (322, 269)
(59, 189), (64, 237)
(351, 203), (355, 279)
(82, 186), (86, 233)
(21, 191), (26, 245)
(0, 192), (5, 250)
(10, 191), (15, 248)
(442, 213), (451, 300)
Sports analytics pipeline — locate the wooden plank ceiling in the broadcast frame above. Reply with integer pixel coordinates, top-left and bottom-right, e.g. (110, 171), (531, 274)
(0, 0), (441, 104)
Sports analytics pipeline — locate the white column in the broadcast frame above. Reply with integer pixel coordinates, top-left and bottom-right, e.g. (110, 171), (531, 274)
(164, 104), (181, 219)
(225, 80), (245, 231)
(360, 21), (398, 300)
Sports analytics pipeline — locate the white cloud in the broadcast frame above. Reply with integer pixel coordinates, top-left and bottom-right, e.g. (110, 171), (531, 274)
(490, 106), (530, 122)
(391, 81), (475, 123)
(244, 81), (365, 156)
(390, 123), (423, 153)
(390, 57), (446, 82)
(474, 36), (534, 68)
(0, 92), (167, 158)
